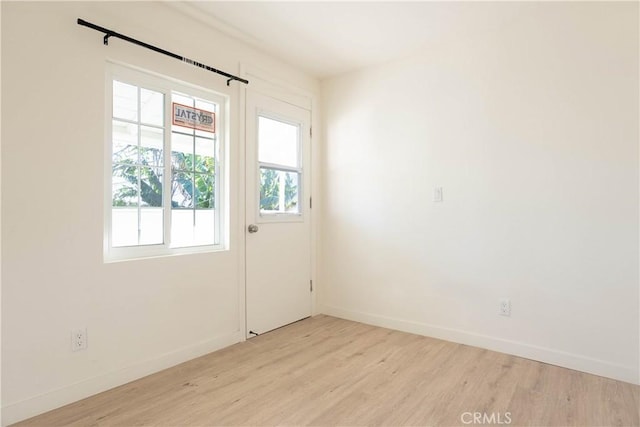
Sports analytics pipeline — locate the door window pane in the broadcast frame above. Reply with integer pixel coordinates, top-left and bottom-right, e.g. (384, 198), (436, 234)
(258, 116), (299, 167)
(284, 171), (299, 213)
(260, 168), (280, 212)
(260, 168), (300, 214)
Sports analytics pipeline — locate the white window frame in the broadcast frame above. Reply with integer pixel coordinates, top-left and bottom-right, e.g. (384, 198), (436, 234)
(104, 63), (228, 262)
(256, 110), (304, 223)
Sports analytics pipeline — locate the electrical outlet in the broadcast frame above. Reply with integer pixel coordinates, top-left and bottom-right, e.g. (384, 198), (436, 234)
(499, 298), (511, 317)
(71, 328), (87, 351)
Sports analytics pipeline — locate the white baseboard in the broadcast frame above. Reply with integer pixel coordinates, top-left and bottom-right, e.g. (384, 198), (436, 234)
(320, 304), (639, 385)
(2, 331), (242, 426)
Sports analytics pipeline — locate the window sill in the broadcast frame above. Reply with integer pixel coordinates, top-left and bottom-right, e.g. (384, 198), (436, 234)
(104, 244), (228, 263)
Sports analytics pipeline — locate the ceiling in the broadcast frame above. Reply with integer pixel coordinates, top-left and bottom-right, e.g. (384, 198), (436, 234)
(173, 2), (533, 80)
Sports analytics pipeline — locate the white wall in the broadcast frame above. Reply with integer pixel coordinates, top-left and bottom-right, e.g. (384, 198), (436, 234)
(320, 2), (640, 384)
(1, 2), (318, 424)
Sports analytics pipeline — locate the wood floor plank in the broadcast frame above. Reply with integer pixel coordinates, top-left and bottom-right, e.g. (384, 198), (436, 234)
(13, 315), (640, 427)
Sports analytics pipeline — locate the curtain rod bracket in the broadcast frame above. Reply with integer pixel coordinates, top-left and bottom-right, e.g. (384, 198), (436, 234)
(226, 78), (233, 86)
(103, 34), (111, 46)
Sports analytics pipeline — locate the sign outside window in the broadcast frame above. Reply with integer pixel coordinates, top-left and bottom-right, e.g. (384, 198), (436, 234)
(172, 102), (215, 133)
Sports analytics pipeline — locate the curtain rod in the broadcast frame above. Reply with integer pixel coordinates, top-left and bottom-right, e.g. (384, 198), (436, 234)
(77, 18), (249, 86)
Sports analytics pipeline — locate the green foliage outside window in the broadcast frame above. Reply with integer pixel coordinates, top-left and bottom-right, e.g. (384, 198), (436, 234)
(260, 169), (298, 212)
(112, 146), (215, 209)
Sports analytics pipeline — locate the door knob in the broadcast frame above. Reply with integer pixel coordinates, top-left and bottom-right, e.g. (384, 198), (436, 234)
(248, 224), (259, 233)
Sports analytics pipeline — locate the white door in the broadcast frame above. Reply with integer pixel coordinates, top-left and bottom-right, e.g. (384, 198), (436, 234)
(245, 91), (312, 337)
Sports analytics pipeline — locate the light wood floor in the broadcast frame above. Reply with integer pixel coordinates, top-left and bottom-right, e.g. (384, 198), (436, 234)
(15, 315), (640, 426)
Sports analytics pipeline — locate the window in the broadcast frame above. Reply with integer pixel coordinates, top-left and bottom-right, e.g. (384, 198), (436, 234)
(258, 115), (301, 216)
(106, 65), (226, 261)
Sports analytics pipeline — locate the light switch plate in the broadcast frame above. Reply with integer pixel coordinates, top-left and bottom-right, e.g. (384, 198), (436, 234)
(433, 187), (443, 202)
